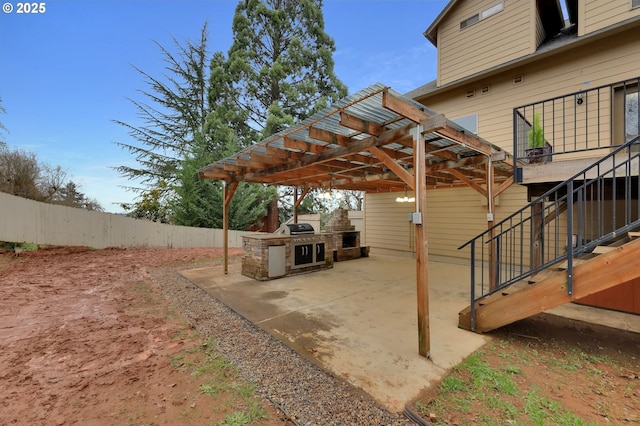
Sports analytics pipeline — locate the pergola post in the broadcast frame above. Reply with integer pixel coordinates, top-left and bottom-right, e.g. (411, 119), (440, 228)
(293, 187), (310, 223)
(486, 161), (498, 291)
(414, 124), (430, 358)
(293, 187), (299, 223)
(223, 181), (238, 274)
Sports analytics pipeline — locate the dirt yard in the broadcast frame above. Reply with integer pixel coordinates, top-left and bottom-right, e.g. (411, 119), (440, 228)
(0, 246), (284, 425)
(2, 246), (639, 425)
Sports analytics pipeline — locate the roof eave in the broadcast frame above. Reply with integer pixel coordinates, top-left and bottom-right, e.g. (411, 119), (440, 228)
(410, 16), (640, 102)
(423, 0), (460, 47)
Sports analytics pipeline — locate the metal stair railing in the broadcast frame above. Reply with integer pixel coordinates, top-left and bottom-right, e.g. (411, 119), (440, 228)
(459, 136), (640, 331)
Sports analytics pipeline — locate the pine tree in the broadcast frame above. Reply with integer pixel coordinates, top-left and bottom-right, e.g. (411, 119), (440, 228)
(113, 22), (210, 194)
(222, 0), (347, 140)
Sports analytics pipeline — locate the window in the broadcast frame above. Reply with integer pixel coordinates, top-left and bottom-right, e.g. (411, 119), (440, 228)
(460, 14), (480, 29)
(481, 3), (503, 19)
(633, 0), (640, 9)
(614, 84), (639, 145)
(453, 114), (478, 135)
(625, 91), (639, 142)
(460, 2), (503, 29)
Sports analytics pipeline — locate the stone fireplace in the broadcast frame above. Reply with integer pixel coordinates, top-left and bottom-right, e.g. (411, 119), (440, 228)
(324, 208), (368, 261)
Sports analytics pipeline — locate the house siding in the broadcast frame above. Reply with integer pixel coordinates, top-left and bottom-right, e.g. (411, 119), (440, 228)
(364, 192), (415, 256)
(380, 23), (640, 260)
(438, 0), (532, 86)
(420, 27), (639, 155)
(581, 0), (640, 36)
(365, 185), (528, 259)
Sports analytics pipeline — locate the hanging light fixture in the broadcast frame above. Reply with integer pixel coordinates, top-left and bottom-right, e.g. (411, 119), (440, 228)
(395, 186), (415, 203)
(318, 187), (333, 199)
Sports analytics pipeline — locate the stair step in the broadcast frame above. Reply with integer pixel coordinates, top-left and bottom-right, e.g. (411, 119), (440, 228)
(501, 281), (532, 295)
(555, 258), (586, 270)
(477, 280), (532, 306)
(529, 269), (556, 283)
(592, 245), (616, 254)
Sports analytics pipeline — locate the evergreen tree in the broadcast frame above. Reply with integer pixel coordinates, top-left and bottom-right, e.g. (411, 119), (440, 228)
(113, 22), (210, 194)
(195, 0), (348, 227)
(222, 0), (347, 140)
(117, 2), (348, 228)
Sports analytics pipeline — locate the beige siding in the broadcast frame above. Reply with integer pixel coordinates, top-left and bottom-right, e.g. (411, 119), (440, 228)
(365, 185), (529, 259)
(582, 0), (640, 35)
(421, 27), (639, 156)
(438, 0), (532, 86)
(365, 192), (415, 255)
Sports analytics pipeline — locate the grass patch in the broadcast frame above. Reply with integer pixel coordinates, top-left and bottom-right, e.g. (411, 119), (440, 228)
(170, 337), (270, 424)
(413, 339), (602, 425)
(215, 401), (267, 426)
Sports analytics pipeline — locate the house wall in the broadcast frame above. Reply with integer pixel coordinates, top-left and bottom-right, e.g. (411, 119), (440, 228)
(580, 0), (640, 36)
(365, 185), (528, 259)
(437, 0), (532, 86)
(375, 20), (639, 260)
(421, 26), (639, 156)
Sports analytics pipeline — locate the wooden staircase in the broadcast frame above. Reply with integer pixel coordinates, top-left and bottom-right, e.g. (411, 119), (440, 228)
(459, 231), (640, 332)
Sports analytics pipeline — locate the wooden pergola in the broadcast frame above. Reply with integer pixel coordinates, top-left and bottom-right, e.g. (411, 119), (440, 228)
(199, 84), (514, 358)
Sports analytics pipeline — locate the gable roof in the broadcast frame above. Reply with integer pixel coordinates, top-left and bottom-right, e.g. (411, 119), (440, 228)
(424, 0), (459, 46)
(424, 0), (565, 47)
(411, 13), (640, 101)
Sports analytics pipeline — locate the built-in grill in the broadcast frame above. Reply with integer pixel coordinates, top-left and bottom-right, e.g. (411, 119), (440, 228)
(276, 223), (326, 269)
(276, 223), (315, 235)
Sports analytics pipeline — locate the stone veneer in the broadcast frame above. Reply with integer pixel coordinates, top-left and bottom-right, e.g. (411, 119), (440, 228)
(324, 208), (368, 262)
(324, 208), (355, 232)
(241, 234), (332, 281)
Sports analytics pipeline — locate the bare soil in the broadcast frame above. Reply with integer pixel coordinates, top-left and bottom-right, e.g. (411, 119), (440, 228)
(2, 246), (639, 425)
(0, 246), (284, 425)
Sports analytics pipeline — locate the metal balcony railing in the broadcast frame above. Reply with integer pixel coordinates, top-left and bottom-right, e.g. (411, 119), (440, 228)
(514, 77), (640, 171)
(459, 136), (640, 331)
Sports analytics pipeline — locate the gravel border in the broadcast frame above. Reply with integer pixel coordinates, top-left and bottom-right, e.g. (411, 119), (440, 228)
(153, 265), (414, 425)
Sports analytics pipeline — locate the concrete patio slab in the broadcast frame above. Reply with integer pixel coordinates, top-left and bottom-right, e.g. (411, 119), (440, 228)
(180, 254), (491, 412)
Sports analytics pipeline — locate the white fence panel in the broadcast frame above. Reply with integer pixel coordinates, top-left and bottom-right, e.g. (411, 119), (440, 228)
(0, 192), (245, 249)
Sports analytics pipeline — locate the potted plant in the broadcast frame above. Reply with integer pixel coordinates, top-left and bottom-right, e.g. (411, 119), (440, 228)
(526, 113), (550, 164)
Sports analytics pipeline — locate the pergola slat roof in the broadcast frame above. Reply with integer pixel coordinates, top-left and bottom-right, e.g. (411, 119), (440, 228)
(199, 83), (514, 193)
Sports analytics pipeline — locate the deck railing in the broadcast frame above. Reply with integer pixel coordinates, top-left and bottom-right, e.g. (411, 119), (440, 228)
(460, 136), (640, 331)
(514, 77), (639, 171)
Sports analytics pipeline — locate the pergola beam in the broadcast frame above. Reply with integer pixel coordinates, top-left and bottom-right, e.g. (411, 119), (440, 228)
(383, 91), (493, 157)
(447, 169), (488, 197)
(367, 146), (415, 189)
(235, 124), (415, 183)
(309, 126), (352, 147)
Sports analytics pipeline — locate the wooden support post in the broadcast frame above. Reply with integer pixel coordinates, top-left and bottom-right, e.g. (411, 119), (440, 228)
(532, 200), (544, 270)
(293, 187), (310, 223)
(293, 187), (298, 224)
(223, 181), (238, 274)
(487, 162), (498, 291)
(414, 124), (430, 358)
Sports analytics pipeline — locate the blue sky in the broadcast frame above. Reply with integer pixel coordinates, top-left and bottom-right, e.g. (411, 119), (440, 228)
(0, 0), (446, 213)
